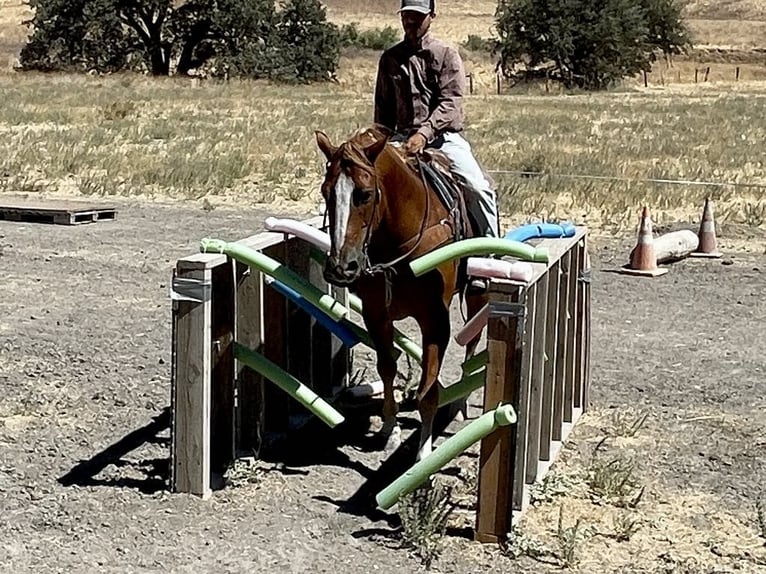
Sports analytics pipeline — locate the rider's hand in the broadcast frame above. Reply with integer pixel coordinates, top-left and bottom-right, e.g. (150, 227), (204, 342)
(404, 133), (427, 155)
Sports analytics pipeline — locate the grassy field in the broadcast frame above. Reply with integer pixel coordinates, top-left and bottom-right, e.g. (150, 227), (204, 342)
(0, 0), (765, 232)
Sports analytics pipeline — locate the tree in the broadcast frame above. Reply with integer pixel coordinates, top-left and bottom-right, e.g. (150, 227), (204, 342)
(494, 0), (691, 90)
(19, 0), (340, 82)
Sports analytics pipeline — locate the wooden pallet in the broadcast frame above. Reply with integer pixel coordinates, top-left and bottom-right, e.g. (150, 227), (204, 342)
(0, 200), (117, 225)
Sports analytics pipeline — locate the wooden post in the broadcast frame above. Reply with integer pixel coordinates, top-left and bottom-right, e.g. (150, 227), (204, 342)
(695, 68), (699, 83)
(171, 255), (223, 498)
(475, 287), (525, 543)
(643, 70), (648, 87)
(736, 66), (740, 81)
(704, 66), (710, 82)
(496, 73), (501, 95)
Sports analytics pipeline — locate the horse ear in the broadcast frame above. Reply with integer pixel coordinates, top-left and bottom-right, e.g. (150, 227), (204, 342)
(363, 134), (388, 163)
(315, 130), (337, 161)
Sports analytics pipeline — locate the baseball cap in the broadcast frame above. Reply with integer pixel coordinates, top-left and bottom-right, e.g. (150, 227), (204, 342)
(398, 0), (434, 14)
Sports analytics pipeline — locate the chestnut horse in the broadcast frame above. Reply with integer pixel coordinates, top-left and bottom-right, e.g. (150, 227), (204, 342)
(315, 126), (486, 461)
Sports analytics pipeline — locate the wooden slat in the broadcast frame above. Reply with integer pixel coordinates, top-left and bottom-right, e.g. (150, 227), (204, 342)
(525, 272), (549, 484)
(563, 246), (580, 423)
(235, 260), (265, 456)
(552, 251), (571, 441)
(539, 261), (561, 461)
(511, 284), (535, 509)
(210, 262), (236, 476)
(170, 266), (212, 498)
(574, 239), (587, 409)
(286, 237), (314, 427)
(475, 287), (524, 543)
(262, 241), (289, 440)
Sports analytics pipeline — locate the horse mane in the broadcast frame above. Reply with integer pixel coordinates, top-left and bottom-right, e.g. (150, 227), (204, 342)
(344, 125), (414, 176)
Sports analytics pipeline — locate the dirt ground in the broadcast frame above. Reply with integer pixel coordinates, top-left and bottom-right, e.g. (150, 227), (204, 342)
(1, 195), (765, 573)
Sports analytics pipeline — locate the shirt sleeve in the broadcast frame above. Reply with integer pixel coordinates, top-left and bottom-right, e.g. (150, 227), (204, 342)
(416, 47), (465, 142)
(374, 54), (397, 132)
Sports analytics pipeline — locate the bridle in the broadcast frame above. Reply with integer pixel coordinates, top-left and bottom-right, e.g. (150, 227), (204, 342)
(324, 148), (434, 280)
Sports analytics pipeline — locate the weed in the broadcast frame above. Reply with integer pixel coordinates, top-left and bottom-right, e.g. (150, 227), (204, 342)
(502, 526), (552, 561)
(555, 506), (588, 568)
(612, 511), (641, 542)
(587, 454), (644, 507)
(398, 481), (455, 570)
(610, 409), (649, 438)
(529, 471), (578, 506)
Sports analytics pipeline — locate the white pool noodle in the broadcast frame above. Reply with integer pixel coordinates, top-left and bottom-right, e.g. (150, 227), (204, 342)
(264, 217), (331, 253)
(466, 258), (534, 283)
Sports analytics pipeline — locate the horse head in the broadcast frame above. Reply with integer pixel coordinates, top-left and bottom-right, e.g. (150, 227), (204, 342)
(315, 128), (389, 286)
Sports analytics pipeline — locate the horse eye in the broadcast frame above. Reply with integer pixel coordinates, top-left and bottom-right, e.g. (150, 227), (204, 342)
(352, 188), (373, 207)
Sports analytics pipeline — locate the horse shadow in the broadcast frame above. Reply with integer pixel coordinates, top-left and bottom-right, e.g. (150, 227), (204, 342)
(57, 408), (170, 495)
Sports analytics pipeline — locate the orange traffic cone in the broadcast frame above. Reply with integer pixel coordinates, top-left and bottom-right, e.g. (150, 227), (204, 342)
(690, 198), (722, 258)
(620, 206), (669, 277)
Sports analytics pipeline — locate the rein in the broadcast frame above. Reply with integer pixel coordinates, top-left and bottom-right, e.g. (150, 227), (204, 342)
(363, 156), (433, 277)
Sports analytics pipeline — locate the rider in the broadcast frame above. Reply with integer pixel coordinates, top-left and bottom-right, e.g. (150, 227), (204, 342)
(373, 0), (500, 248)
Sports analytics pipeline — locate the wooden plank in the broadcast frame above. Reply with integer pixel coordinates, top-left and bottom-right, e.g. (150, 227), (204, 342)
(563, 245), (580, 423)
(210, 261), (236, 476)
(574, 239), (587, 409)
(261, 241), (289, 440)
(512, 284), (535, 508)
(525, 272), (549, 484)
(475, 287), (524, 543)
(552, 250), (571, 442)
(235, 260), (265, 456)
(539, 261), (561, 461)
(170, 266), (212, 498)
(286, 237), (314, 428)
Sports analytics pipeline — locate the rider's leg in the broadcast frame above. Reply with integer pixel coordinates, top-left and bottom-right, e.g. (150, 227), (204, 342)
(432, 132), (500, 238)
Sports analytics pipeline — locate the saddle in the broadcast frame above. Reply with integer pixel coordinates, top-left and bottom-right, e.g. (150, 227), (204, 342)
(403, 148), (476, 243)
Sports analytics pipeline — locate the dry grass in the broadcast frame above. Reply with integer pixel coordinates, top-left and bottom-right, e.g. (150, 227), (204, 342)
(1, 67), (765, 233)
(506, 407), (766, 573)
(0, 0), (765, 233)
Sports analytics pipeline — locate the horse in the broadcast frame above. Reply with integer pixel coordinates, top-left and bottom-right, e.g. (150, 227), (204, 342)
(314, 126), (487, 461)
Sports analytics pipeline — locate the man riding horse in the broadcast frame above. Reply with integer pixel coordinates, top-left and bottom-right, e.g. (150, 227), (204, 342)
(374, 0), (500, 275)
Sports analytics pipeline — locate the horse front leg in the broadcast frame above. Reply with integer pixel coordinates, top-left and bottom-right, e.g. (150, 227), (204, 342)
(363, 308), (400, 452)
(415, 307), (451, 461)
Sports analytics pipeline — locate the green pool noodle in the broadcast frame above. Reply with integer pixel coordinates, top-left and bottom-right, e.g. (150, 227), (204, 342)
(375, 404), (517, 510)
(234, 343), (345, 428)
(461, 349), (488, 375)
(409, 238), (549, 277)
(200, 238), (348, 321)
(438, 366), (486, 408)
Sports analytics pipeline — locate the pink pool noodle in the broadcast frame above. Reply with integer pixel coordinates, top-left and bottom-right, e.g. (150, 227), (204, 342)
(264, 217), (331, 253)
(454, 303), (489, 346)
(466, 258), (534, 282)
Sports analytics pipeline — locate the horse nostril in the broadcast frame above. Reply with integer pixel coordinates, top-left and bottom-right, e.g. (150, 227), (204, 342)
(345, 260), (359, 273)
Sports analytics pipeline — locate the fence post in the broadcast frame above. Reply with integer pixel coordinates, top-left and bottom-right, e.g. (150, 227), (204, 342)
(704, 66), (710, 82)
(736, 66), (740, 81)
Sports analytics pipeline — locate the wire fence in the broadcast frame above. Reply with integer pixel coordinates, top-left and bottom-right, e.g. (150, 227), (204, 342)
(486, 170), (766, 191)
